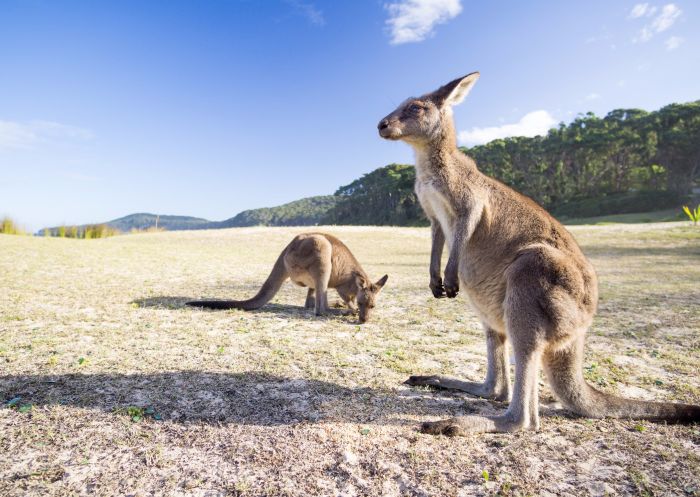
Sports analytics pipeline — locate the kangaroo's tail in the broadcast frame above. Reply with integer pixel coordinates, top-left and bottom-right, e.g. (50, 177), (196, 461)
(186, 249), (288, 311)
(544, 335), (700, 423)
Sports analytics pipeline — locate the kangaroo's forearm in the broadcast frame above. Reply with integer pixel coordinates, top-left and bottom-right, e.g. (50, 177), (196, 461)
(444, 203), (483, 297)
(429, 221), (446, 298)
(443, 226), (463, 298)
(430, 222), (445, 281)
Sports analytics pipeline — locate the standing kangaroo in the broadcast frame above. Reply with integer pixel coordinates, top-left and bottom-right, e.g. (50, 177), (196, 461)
(378, 72), (700, 434)
(186, 233), (388, 323)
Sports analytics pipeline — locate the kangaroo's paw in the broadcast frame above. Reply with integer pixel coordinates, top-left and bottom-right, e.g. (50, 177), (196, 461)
(405, 375), (445, 388)
(430, 281), (445, 298)
(420, 418), (466, 437)
(444, 281), (459, 298)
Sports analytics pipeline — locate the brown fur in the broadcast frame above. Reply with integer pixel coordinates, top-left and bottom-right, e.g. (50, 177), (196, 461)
(379, 73), (700, 434)
(187, 233), (388, 323)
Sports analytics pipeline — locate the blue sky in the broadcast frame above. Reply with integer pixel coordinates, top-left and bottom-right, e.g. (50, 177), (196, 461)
(1, 0), (698, 231)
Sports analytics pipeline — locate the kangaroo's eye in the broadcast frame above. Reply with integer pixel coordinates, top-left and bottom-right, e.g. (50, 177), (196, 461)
(408, 104), (422, 113)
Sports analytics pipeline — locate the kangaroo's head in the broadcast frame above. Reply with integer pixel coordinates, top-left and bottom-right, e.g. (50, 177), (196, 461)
(377, 72), (480, 146)
(354, 272), (388, 324)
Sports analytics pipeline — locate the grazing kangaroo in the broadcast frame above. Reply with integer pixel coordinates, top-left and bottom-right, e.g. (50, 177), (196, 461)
(378, 72), (700, 434)
(186, 233), (388, 323)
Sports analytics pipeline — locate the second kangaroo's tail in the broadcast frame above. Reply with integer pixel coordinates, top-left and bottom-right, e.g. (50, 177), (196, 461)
(186, 249), (288, 311)
(545, 335), (700, 424)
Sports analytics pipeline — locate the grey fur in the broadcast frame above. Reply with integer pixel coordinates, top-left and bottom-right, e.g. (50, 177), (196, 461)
(187, 233), (387, 323)
(379, 72), (700, 434)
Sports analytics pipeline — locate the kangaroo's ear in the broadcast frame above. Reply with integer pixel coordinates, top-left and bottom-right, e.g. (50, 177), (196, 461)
(353, 271), (368, 289)
(430, 72), (480, 108)
(374, 274), (389, 290)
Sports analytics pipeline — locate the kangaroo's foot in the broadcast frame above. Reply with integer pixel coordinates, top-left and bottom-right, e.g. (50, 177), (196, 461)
(405, 375), (509, 401)
(420, 413), (536, 436)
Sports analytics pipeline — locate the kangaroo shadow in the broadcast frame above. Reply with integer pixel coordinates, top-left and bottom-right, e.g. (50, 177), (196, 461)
(131, 297), (355, 321)
(0, 371), (533, 427)
(131, 296), (193, 309)
(1, 371), (576, 426)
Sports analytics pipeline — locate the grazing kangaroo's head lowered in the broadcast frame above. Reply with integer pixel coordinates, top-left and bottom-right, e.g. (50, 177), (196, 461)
(187, 233), (390, 324)
(354, 272), (388, 323)
(378, 72), (480, 146)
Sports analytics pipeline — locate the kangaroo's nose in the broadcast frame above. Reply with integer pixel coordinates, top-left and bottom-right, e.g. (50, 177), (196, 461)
(378, 119), (389, 131)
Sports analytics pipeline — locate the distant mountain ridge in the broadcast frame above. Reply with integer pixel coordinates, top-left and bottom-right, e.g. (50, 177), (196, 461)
(36, 100), (699, 234)
(106, 213), (211, 231)
(38, 195), (340, 234)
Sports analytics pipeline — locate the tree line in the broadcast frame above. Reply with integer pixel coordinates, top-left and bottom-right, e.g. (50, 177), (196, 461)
(30, 100), (700, 233)
(326, 101), (699, 225)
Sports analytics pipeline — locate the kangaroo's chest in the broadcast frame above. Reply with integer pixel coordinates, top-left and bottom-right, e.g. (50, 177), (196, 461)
(415, 179), (455, 247)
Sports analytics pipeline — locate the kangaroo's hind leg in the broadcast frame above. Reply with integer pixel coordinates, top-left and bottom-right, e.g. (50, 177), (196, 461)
(419, 249), (557, 435)
(420, 335), (543, 435)
(305, 289), (315, 309)
(406, 326), (511, 401)
(309, 238), (333, 316)
(313, 269), (331, 316)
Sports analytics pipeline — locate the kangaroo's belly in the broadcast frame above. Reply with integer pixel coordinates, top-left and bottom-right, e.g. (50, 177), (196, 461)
(416, 180), (455, 248)
(290, 272), (315, 288)
(285, 257), (316, 288)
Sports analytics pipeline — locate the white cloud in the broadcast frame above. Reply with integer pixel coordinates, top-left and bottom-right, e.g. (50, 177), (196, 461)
(585, 93), (601, 101)
(385, 0), (462, 45)
(458, 110), (557, 146)
(285, 0), (325, 26)
(651, 3), (681, 32)
(629, 3), (657, 19)
(665, 35), (683, 50)
(0, 120), (93, 150)
(632, 3), (681, 43)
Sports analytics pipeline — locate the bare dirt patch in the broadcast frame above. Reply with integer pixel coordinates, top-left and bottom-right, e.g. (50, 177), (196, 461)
(1, 224), (699, 496)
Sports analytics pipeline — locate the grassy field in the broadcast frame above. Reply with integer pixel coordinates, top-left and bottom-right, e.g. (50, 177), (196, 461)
(562, 208), (687, 226)
(1, 223), (699, 496)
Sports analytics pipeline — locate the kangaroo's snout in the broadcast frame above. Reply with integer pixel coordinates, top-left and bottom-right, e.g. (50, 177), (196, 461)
(377, 116), (401, 140)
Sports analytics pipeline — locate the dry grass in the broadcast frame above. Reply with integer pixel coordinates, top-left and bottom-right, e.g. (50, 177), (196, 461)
(1, 224), (699, 496)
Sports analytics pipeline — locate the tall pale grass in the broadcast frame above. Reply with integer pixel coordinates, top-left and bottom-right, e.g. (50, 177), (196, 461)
(0, 217), (26, 235)
(47, 224), (121, 239)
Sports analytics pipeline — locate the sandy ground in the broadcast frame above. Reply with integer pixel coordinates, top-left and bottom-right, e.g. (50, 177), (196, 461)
(1, 223), (699, 496)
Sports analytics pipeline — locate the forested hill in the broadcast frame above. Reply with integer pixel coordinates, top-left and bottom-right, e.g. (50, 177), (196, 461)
(325, 101), (699, 224)
(465, 100), (699, 216)
(215, 196), (338, 228)
(40, 100), (699, 233)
